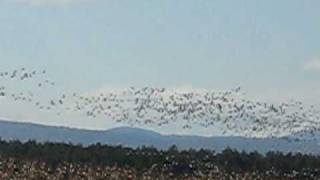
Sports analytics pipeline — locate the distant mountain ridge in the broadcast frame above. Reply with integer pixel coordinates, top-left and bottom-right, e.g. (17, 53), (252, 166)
(0, 120), (319, 154)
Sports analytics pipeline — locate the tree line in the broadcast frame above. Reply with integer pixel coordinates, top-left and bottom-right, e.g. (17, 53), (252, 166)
(0, 139), (320, 175)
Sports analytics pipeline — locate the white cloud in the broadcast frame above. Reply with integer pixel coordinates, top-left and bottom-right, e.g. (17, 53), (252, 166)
(303, 58), (320, 72)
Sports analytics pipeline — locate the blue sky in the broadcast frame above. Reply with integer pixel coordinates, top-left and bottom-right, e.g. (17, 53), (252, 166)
(0, 0), (320, 133)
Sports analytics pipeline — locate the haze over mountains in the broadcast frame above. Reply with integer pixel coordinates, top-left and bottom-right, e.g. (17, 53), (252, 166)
(0, 120), (319, 155)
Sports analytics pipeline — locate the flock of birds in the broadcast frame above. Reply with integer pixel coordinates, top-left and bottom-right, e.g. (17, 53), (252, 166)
(1, 68), (320, 141)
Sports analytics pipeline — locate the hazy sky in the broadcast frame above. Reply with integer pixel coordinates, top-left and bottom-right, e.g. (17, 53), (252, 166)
(0, 0), (320, 133)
